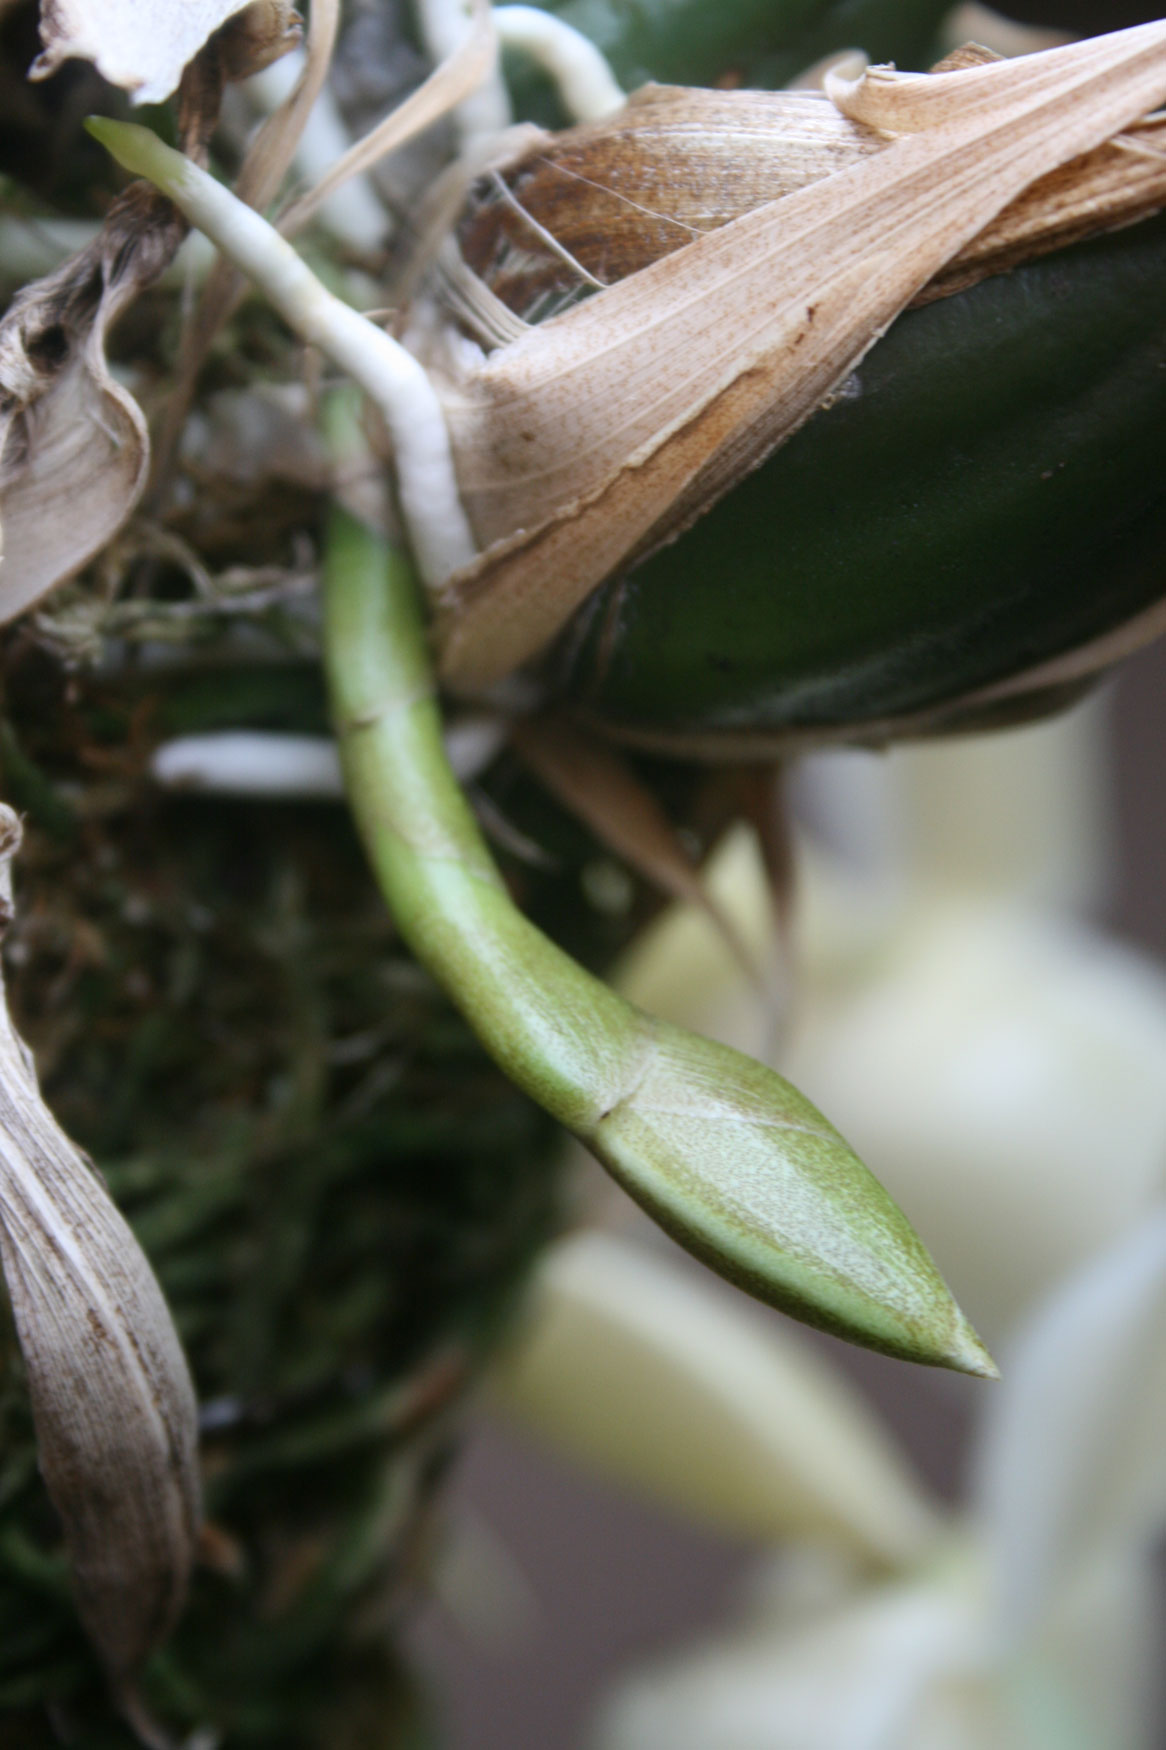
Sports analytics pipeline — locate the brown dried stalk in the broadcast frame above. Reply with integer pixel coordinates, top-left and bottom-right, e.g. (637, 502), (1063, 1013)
(0, 807), (200, 1687)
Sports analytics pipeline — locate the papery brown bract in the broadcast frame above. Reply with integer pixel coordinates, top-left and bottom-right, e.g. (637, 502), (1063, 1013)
(419, 24), (1166, 692)
(454, 67), (1166, 322)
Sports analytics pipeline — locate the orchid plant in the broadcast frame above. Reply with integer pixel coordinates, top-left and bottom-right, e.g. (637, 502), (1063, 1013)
(0, 0), (1164, 1738)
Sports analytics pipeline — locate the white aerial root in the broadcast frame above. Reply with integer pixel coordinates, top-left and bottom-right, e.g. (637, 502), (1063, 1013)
(493, 6), (625, 121)
(89, 120), (476, 589)
(417, 0), (512, 151)
(152, 733), (347, 798)
(245, 48), (388, 250)
(278, 0), (498, 239)
(151, 720), (507, 798)
(416, 0), (626, 149)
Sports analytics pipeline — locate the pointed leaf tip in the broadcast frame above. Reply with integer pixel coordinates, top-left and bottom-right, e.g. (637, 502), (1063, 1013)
(588, 1017), (999, 1373)
(945, 1309), (1000, 1381)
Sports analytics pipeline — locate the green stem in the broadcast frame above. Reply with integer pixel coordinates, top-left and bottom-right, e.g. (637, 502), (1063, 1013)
(84, 112), (996, 1379)
(321, 503), (996, 1378)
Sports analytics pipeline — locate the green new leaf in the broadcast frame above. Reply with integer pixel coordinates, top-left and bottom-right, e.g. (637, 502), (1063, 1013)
(322, 502), (995, 1377)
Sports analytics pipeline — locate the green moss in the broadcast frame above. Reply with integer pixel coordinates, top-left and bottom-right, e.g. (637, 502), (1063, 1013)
(0, 651), (566, 1745)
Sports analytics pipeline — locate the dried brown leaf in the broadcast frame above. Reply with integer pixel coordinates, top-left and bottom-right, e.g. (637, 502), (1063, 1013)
(926, 111), (1166, 300)
(428, 22), (1166, 689)
(0, 185), (185, 624)
(31, 0), (295, 104)
(455, 78), (1166, 319)
(0, 806), (200, 1682)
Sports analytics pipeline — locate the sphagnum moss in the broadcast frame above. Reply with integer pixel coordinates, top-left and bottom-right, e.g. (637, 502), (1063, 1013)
(0, 641), (563, 1744)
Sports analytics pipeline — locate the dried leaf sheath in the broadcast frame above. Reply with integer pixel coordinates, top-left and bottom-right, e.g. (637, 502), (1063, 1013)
(428, 21), (1166, 689)
(453, 81), (1166, 320)
(0, 185), (187, 624)
(0, 808), (199, 1681)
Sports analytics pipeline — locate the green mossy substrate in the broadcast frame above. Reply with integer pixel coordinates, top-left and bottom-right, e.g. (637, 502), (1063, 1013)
(0, 637), (570, 1747)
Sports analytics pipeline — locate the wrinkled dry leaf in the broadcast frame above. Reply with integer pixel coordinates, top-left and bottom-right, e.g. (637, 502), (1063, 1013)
(31, 0), (295, 103)
(453, 74), (1166, 318)
(926, 110), (1166, 300)
(0, 806), (199, 1680)
(450, 86), (886, 319)
(426, 22), (1166, 688)
(0, 185), (185, 624)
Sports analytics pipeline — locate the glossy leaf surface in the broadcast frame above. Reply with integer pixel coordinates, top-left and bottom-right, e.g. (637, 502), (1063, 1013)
(560, 212), (1166, 746)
